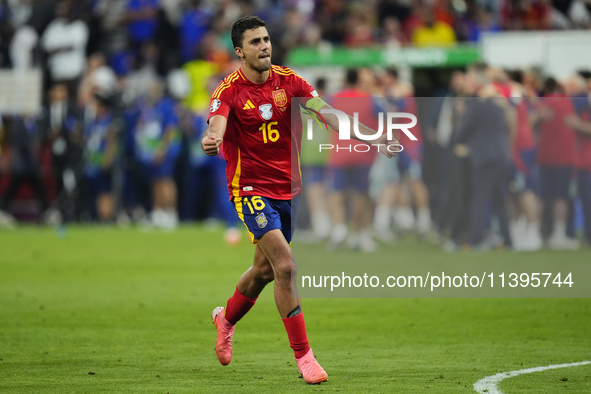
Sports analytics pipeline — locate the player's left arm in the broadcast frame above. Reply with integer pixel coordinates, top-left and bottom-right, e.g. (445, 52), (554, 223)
(303, 97), (401, 158)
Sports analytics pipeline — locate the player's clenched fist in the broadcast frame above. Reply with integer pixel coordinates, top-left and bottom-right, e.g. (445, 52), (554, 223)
(202, 133), (223, 156)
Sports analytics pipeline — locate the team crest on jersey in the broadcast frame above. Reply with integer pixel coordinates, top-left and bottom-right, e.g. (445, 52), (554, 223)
(259, 104), (273, 120)
(210, 98), (221, 113)
(256, 213), (268, 228)
(272, 89), (287, 107)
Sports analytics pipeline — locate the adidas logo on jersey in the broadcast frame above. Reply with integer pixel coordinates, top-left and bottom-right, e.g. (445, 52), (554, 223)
(243, 100), (255, 110)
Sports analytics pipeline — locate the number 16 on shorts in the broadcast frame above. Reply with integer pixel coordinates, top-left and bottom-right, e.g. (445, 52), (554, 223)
(242, 196), (266, 214)
(233, 195), (298, 244)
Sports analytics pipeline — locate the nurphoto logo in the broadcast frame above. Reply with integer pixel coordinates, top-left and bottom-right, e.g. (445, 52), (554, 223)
(305, 108), (417, 153)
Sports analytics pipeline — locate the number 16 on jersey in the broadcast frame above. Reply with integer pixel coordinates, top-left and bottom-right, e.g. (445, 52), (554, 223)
(259, 122), (279, 143)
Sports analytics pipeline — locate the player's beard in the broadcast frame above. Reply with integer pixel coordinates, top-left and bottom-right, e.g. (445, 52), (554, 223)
(248, 52), (272, 73)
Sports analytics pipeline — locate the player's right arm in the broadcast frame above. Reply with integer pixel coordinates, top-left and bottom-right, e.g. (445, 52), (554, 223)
(201, 114), (227, 156)
(203, 72), (237, 156)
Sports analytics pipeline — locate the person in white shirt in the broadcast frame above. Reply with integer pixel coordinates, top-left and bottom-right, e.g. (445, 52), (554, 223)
(40, 0), (89, 97)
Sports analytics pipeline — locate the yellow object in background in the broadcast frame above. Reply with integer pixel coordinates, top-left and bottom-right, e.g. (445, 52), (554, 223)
(412, 22), (457, 48)
(183, 60), (219, 112)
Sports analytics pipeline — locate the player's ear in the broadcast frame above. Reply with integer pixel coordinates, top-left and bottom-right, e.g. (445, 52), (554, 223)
(235, 47), (244, 59)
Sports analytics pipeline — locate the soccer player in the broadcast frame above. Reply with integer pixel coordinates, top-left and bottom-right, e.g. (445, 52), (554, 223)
(536, 78), (580, 249)
(201, 16), (399, 384)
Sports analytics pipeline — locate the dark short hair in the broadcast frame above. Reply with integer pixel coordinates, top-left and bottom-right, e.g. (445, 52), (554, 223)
(508, 69), (523, 84)
(385, 68), (399, 79)
(316, 77), (327, 91)
(543, 77), (560, 93)
(231, 16), (267, 48)
(346, 68), (358, 86)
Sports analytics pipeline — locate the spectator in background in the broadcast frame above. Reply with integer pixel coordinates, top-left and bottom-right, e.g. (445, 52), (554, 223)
(132, 78), (181, 229)
(125, 41), (161, 102)
(80, 93), (120, 222)
(180, 109), (242, 244)
(455, 66), (514, 249)
(123, 0), (160, 50)
(179, 0), (212, 63)
(0, 114), (17, 227)
(581, 70), (591, 91)
(91, 0), (129, 61)
(327, 68), (379, 253)
(299, 77), (331, 242)
(566, 0), (591, 28)
(0, 2), (11, 68)
(343, 4), (376, 48)
(564, 73), (591, 245)
(503, 0), (552, 30)
(0, 0), (33, 68)
(370, 68), (428, 242)
(40, 0), (89, 98)
(182, 38), (221, 112)
(433, 0), (456, 26)
(370, 69), (403, 243)
(315, 0), (349, 44)
(0, 114), (51, 222)
(271, 7), (309, 64)
(462, 5), (501, 42)
(402, 1), (426, 41)
(78, 53), (118, 107)
(505, 70), (543, 251)
(377, 0), (412, 30)
(209, 12), (237, 57)
(379, 16), (407, 47)
(522, 66), (544, 97)
(392, 94), (430, 238)
(198, 30), (232, 72)
(428, 71), (467, 244)
(9, 22), (38, 70)
(41, 83), (81, 222)
(412, 4), (457, 47)
(535, 77), (580, 249)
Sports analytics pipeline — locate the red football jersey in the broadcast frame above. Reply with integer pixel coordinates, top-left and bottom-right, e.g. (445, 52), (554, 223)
(208, 66), (316, 200)
(327, 88), (379, 167)
(577, 110), (591, 171)
(536, 94), (578, 167)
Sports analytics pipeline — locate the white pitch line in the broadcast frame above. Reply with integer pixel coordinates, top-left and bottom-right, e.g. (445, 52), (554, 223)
(473, 361), (591, 394)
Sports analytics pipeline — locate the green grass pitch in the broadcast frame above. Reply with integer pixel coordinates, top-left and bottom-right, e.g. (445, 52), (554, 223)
(0, 226), (590, 393)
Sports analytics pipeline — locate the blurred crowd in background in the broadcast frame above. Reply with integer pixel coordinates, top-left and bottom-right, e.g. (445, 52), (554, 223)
(2, 0), (591, 75)
(297, 66), (591, 253)
(0, 0), (590, 251)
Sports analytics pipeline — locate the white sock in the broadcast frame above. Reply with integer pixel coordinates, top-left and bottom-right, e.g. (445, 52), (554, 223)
(552, 221), (567, 239)
(331, 223), (348, 243)
(374, 205), (392, 232)
(151, 209), (166, 227)
(417, 208), (430, 234)
(311, 210), (331, 239)
(525, 222), (540, 237)
(166, 209), (178, 228)
(347, 231), (360, 248)
(395, 207), (415, 231)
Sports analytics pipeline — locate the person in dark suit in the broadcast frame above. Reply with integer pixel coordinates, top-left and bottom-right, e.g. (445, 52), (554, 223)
(41, 83), (82, 221)
(0, 115), (49, 221)
(455, 66), (515, 248)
